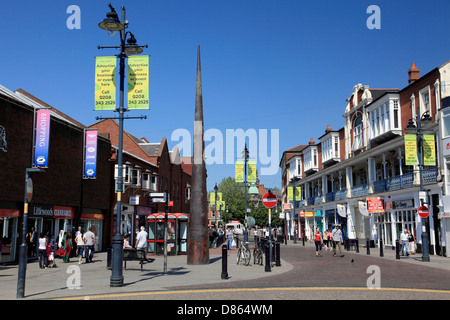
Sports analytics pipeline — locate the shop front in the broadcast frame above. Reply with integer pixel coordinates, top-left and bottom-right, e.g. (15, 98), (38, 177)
(30, 204), (75, 251)
(80, 209), (105, 252)
(0, 205), (20, 263)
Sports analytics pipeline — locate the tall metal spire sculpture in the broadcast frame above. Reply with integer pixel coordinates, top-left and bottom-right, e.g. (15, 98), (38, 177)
(187, 45), (210, 265)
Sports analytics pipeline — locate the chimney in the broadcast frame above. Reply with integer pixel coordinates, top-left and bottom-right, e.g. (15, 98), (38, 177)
(325, 125), (332, 133)
(309, 138), (315, 145)
(408, 63), (420, 84)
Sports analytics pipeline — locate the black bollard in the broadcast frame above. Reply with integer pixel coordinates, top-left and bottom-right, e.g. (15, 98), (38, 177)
(366, 238), (370, 255)
(356, 238), (359, 253)
(221, 244), (229, 280)
(272, 240), (276, 262)
(264, 242), (271, 272)
(395, 240), (400, 260)
(379, 238), (384, 257)
(275, 241), (281, 266)
(302, 235), (305, 246)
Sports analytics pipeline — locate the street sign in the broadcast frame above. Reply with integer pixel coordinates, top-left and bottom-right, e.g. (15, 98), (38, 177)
(262, 192), (277, 208)
(152, 198), (165, 203)
(150, 193), (165, 198)
(418, 206), (429, 218)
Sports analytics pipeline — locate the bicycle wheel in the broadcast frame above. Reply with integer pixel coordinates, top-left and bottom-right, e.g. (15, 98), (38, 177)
(236, 249), (241, 265)
(244, 249), (251, 266)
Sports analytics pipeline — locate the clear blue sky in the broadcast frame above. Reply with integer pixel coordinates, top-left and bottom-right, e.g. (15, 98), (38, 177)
(2, 0), (450, 192)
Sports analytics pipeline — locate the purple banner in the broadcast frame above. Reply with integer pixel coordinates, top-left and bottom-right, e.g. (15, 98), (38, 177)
(84, 129), (98, 178)
(34, 109), (51, 167)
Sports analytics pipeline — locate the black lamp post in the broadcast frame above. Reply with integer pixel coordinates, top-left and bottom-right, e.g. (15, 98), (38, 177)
(242, 145), (249, 247)
(97, 3), (147, 287)
(17, 167), (45, 298)
(214, 183), (218, 227)
(405, 110), (432, 262)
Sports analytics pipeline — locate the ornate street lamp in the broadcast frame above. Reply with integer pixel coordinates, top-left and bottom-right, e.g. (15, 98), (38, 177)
(405, 110), (432, 262)
(97, 3), (147, 287)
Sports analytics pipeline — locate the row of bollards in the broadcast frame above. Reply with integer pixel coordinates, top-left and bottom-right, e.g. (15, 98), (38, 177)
(221, 237), (282, 279)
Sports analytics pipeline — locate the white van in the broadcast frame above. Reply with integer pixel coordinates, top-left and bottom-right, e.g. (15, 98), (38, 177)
(225, 221), (244, 235)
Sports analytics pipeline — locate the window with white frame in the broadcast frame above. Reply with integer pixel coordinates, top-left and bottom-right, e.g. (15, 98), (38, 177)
(420, 86), (431, 115)
(142, 172), (151, 190)
(131, 168), (141, 186)
(352, 116), (363, 150)
(303, 147), (317, 171)
(442, 109), (450, 138)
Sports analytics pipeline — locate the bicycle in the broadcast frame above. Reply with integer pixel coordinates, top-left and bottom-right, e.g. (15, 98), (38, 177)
(236, 241), (251, 266)
(253, 239), (263, 266)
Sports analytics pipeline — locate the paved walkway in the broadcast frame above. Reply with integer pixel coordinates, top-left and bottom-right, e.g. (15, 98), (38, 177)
(1, 240), (449, 300)
(0, 244), (291, 300)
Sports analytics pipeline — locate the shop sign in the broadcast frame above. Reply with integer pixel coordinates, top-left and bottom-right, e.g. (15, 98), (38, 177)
(392, 199), (414, 209)
(30, 204), (53, 218)
(367, 197), (384, 213)
(53, 206), (75, 219)
(137, 206), (152, 216)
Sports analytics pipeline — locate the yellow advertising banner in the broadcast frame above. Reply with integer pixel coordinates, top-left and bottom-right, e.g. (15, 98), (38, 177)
(423, 135), (436, 166)
(404, 134), (418, 166)
(127, 55), (149, 110)
(210, 192), (222, 203)
(287, 186), (301, 201)
(235, 161), (244, 182)
(94, 56), (116, 111)
(248, 161), (257, 182)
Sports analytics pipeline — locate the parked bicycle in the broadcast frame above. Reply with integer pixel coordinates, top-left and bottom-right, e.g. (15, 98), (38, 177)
(253, 239), (263, 266)
(236, 241), (251, 266)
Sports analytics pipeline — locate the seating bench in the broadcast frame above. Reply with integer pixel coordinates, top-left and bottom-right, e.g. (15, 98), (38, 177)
(123, 248), (154, 271)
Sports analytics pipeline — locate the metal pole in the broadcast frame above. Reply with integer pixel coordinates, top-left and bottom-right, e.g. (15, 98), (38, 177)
(110, 6), (126, 287)
(164, 188), (168, 273)
(17, 170), (30, 298)
(243, 145), (248, 247)
(417, 115), (430, 262)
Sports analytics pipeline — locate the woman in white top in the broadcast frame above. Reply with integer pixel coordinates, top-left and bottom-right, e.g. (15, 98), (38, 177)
(38, 233), (48, 269)
(75, 231), (85, 265)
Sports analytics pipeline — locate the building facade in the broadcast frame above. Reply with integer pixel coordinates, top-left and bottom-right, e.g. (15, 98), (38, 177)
(281, 61), (450, 257)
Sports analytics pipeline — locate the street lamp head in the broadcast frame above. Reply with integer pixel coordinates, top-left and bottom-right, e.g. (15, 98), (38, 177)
(124, 33), (144, 55)
(421, 110), (432, 123)
(98, 5), (125, 31)
(405, 118), (417, 132)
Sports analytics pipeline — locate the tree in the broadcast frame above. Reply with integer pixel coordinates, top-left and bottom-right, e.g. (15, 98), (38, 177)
(214, 177), (245, 224)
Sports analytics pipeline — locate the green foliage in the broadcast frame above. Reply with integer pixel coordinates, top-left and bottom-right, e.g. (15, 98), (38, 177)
(212, 177), (284, 228)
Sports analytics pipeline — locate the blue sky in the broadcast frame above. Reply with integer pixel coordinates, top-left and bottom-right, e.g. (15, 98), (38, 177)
(2, 0), (450, 192)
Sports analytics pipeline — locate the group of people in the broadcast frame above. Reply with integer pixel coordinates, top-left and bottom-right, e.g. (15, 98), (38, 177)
(399, 229), (416, 256)
(314, 225), (345, 257)
(36, 226), (96, 269)
(123, 226), (149, 250)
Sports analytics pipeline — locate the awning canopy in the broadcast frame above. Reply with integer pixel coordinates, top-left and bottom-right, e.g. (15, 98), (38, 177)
(147, 212), (189, 220)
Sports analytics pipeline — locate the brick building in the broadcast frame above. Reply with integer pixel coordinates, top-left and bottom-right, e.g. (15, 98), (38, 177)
(0, 87), (111, 262)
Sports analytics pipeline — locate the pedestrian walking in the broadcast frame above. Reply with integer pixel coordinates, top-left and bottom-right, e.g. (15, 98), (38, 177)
(226, 228), (233, 250)
(400, 229), (409, 256)
(408, 230), (416, 255)
(62, 230), (72, 263)
(314, 227), (323, 256)
(332, 224), (344, 257)
(38, 233), (48, 269)
(75, 228), (85, 264)
(135, 226), (148, 250)
(83, 227), (96, 263)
